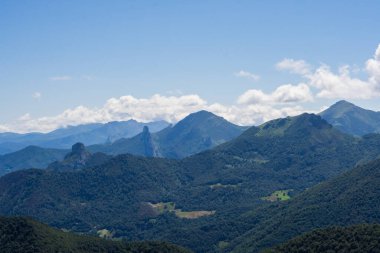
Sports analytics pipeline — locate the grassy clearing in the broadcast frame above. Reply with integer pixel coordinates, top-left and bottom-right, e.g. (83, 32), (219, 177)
(148, 202), (176, 214)
(97, 229), (113, 239)
(262, 190), (292, 202)
(174, 210), (215, 219)
(209, 183), (240, 189)
(218, 241), (230, 249)
(148, 202), (215, 219)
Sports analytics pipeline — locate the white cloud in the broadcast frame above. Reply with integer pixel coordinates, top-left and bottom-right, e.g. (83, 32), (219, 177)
(366, 44), (380, 86)
(237, 83), (313, 105)
(50, 75), (72, 81)
(234, 70), (260, 81)
(0, 93), (312, 133)
(0, 125), (9, 132)
(276, 44), (380, 99)
(308, 65), (376, 99)
(276, 59), (311, 75)
(3, 43), (379, 133)
(19, 113), (32, 121)
(207, 103), (306, 126)
(32, 92), (42, 99)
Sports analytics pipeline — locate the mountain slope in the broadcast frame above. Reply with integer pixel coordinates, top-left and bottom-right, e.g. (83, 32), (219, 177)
(265, 224), (380, 253)
(90, 126), (159, 157)
(320, 100), (380, 136)
(0, 146), (68, 176)
(127, 114), (380, 252)
(1, 114), (380, 253)
(157, 110), (248, 158)
(0, 120), (169, 154)
(0, 155), (182, 231)
(229, 158), (380, 253)
(0, 216), (192, 253)
(180, 113), (380, 193)
(90, 110), (248, 158)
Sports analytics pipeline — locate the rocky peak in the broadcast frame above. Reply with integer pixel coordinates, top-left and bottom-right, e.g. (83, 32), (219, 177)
(71, 142), (86, 154)
(64, 142), (90, 160)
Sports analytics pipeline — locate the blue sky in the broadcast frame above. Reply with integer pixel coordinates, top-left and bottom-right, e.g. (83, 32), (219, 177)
(1, 0), (380, 132)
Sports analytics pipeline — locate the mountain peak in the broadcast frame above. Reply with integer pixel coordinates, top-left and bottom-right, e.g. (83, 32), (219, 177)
(320, 100), (380, 136)
(257, 113), (330, 137)
(174, 110), (238, 129)
(142, 125), (150, 134)
(64, 143), (90, 161)
(183, 110), (219, 121)
(329, 100), (356, 110)
(71, 142), (86, 155)
(334, 99), (353, 105)
(47, 142), (93, 171)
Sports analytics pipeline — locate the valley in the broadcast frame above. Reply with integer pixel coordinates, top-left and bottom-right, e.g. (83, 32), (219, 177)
(1, 104), (380, 252)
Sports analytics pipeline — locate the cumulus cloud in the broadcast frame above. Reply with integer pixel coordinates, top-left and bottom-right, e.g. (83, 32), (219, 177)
(276, 59), (311, 75)
(1, 95), (208, 133)
(234, 70), (260, 81)
(0, 125), (9, 132)
(366, 44), (380, 86)
(309, 65), (376, 99)
(18, 113), (32, 121)
(50, 75), (72, 81)
(0, 93), (311, 133)
(206, 103), (306, 126)
(3, 44), (379, 133)
(237, 83), (313, 105)
(276, 43), (380, 99)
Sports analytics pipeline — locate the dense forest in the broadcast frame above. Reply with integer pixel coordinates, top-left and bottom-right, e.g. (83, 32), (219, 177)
(227, 158), (380, 252)
(0, 216), (192, 253)
(1, 114), (380, 252)
(265, 224), (380, 253)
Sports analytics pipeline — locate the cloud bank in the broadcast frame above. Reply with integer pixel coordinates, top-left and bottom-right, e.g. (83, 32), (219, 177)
(277, 43), (380, 99)
(2, 44), (380, 133)
(1, 93), (306, 133)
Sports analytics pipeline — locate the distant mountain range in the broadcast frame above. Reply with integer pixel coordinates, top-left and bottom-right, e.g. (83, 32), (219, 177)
(2, 100), (380, 176)
(0, 146), (68, 176)
(1, 113), (380, 252)
(90, 110), (249, 158)
(0, 111), (248, 176)
(1, 100), (380, 157)
(0, 216), (192, 253)
(0, 120), (170, 154)
(320, 100), (380, 136)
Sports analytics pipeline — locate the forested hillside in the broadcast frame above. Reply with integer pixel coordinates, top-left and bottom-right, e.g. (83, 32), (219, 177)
(0, 216), (192, 253)
(228, 158), (380, 252)
(1, 114), (380, 253)
(265, 224), (380, 253)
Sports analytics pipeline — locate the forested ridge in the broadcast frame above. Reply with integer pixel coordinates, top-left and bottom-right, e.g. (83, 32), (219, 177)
(1, 114), (380, 252)
(0, 216), (192, 253)
(264, 224), (380, 253)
